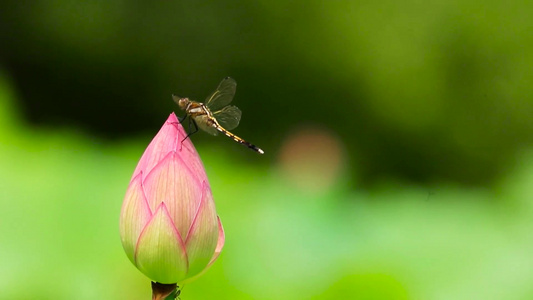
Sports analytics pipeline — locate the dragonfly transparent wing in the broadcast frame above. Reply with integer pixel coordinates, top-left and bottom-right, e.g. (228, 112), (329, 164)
(193, 115), (219, 136)
(202, 124), (219, 136)
(213, 105), (242, 130)
(205, 77), (237, 112)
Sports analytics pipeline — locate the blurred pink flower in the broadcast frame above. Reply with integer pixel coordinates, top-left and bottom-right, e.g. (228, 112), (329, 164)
(120, 113), (224, 284)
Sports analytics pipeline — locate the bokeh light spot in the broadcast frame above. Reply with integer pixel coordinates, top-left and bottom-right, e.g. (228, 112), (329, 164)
(278, 126), (346, 194)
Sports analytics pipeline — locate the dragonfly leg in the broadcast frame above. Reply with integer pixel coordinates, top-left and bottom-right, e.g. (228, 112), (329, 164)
(181, 118), (198, 145)
(178, 113), (188, 124)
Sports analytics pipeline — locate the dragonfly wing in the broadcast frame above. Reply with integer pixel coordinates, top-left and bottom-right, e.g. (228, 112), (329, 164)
(213, 105), (242, 131)
(205, 77), (237, 112)
(194, 115), (219, 136)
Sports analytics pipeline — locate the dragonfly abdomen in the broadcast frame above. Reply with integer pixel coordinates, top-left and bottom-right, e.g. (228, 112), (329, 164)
(214, 125), (264, 154)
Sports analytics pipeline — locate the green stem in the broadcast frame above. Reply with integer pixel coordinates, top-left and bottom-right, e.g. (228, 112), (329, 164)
(151, 282), (180, 300)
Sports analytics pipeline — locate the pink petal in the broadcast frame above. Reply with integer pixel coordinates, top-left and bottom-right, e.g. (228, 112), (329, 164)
(183, 182), (219, 277)
(134, 202), (189, 284)
(180, 216), (225, 285)
(210, 216), (226, 265)
(131, 113), (210, 187)
(131, 113), (183, 181)
(143, 151), (203, 236)
(177, 140), (210, 188)
(120, 172), (152, 264)
(165, 114), (210, 186)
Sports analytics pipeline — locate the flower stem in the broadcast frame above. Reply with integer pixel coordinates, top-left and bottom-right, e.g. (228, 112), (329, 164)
(151, 282), (180, 300)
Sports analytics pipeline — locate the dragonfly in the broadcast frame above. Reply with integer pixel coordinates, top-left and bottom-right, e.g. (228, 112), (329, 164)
(172, 77), (264, 154)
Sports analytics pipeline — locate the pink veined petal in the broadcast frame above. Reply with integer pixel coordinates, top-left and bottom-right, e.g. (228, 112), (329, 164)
(131, 113), (182, 181)
(143, 151), (203, 238)
(120, 172), (152, 264)
(210, 216), (226, 265)
(183, 182), (219, 278)
(134, 202), (189, 284)
(180, 216), (225, 285)
(176, 138), (210, 187)
(131, 113), (210, 185)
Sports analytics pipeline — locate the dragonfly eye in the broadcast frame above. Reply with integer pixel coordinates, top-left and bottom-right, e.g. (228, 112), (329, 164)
(178, 98), (189, 110)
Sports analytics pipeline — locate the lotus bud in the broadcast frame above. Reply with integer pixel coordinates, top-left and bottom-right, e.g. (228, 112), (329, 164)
(120, 113), (225, 284)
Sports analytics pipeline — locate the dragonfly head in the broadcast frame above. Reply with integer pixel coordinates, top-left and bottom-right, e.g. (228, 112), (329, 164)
(172, 95), (190, 111)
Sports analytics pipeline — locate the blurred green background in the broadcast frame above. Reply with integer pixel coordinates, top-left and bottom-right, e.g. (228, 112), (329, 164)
(1, 1), (533, 299)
